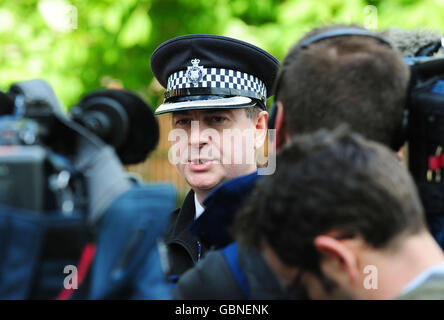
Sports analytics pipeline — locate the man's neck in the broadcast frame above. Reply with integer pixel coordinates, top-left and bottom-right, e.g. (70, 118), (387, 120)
(360, 231), (444, 299)
(194, 190), (210, 206)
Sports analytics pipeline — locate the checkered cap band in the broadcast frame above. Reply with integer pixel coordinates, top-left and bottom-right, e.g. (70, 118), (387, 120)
(167, 67), (267, 98)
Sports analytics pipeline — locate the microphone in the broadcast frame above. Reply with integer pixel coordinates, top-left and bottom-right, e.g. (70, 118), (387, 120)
(71, 89), (159, 165)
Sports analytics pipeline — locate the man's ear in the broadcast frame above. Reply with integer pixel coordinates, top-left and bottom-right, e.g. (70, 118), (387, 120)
(275, 101), (290, 150)
(396, 145), (407, 167)
(254, 110), (268, 150)
(313, 235), (361, 286)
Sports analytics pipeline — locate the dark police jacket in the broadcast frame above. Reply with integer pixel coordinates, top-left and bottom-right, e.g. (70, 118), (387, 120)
(163, 172), (259, 284)
(163, 190), (205, 282)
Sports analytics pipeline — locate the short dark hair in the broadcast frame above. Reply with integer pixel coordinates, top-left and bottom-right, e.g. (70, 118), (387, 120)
(277, 25), (410, 149)
(233, 127), (426, 273)
(244, 104), (263, 120)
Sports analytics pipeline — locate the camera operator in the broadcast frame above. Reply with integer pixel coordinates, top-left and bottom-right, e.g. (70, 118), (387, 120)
(0, 80), (176, 299)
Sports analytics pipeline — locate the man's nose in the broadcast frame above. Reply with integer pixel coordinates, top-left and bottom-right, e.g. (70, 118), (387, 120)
(189, 120), (210, 147)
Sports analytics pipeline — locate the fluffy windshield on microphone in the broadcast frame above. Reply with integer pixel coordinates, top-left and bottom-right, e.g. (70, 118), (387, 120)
(380, 28), (442, 57)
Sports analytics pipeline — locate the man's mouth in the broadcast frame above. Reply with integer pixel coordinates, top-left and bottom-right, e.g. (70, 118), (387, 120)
(189, 159), (211, 164)
(187, 159), (215, 171)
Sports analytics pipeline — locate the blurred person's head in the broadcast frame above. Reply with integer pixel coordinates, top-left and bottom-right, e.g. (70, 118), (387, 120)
(272, 25), (410, 152)
(233, 127), (444, 299)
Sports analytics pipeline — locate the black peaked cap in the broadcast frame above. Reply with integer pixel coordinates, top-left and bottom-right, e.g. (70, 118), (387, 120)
(150, 34), (280, 98)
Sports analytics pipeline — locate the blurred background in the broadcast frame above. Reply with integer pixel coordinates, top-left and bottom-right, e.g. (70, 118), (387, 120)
(1, 0), (443, 201)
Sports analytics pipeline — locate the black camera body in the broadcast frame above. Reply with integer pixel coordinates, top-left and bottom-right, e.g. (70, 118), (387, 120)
(0, 83), (87, 214)
(0, 144), (75, 213)
(407, 57), (444, 178)
(407, 56), (444, 245)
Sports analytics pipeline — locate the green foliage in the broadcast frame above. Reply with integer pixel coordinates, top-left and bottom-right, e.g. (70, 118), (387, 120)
(0, 0), (443, 110)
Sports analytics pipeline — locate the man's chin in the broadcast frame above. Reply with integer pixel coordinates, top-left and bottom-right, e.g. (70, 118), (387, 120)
(185, 174), (222, 194)
(188, 180), (220, 193)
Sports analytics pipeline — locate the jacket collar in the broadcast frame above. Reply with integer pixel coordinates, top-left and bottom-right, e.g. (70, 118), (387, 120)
(168, 189), (201, 262)
(190, 172), (260, 249)
(172, 189), (195, 237)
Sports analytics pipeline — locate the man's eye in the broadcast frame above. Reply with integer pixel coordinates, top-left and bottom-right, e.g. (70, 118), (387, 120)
(175, 119), (191, 125)
(209, 116), (227, 123)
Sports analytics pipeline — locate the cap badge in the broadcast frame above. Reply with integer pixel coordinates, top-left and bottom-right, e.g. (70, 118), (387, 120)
(186, 58), (205, 87)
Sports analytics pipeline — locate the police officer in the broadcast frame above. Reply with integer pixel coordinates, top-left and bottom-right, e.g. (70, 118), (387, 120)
(150, 34), (279, 282)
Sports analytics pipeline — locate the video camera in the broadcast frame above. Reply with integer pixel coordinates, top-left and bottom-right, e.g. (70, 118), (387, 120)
(0, 79), (159, 215)
(405, 56), (444, 246)
(0, 79), (177, 299)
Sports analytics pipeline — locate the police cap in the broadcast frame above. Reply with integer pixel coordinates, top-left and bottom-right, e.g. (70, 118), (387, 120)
(150, 34), (279, 115)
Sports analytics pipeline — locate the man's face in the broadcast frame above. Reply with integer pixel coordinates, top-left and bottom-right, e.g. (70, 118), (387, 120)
(262, 237), (363, 300)
(171, 108), (263, 199)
